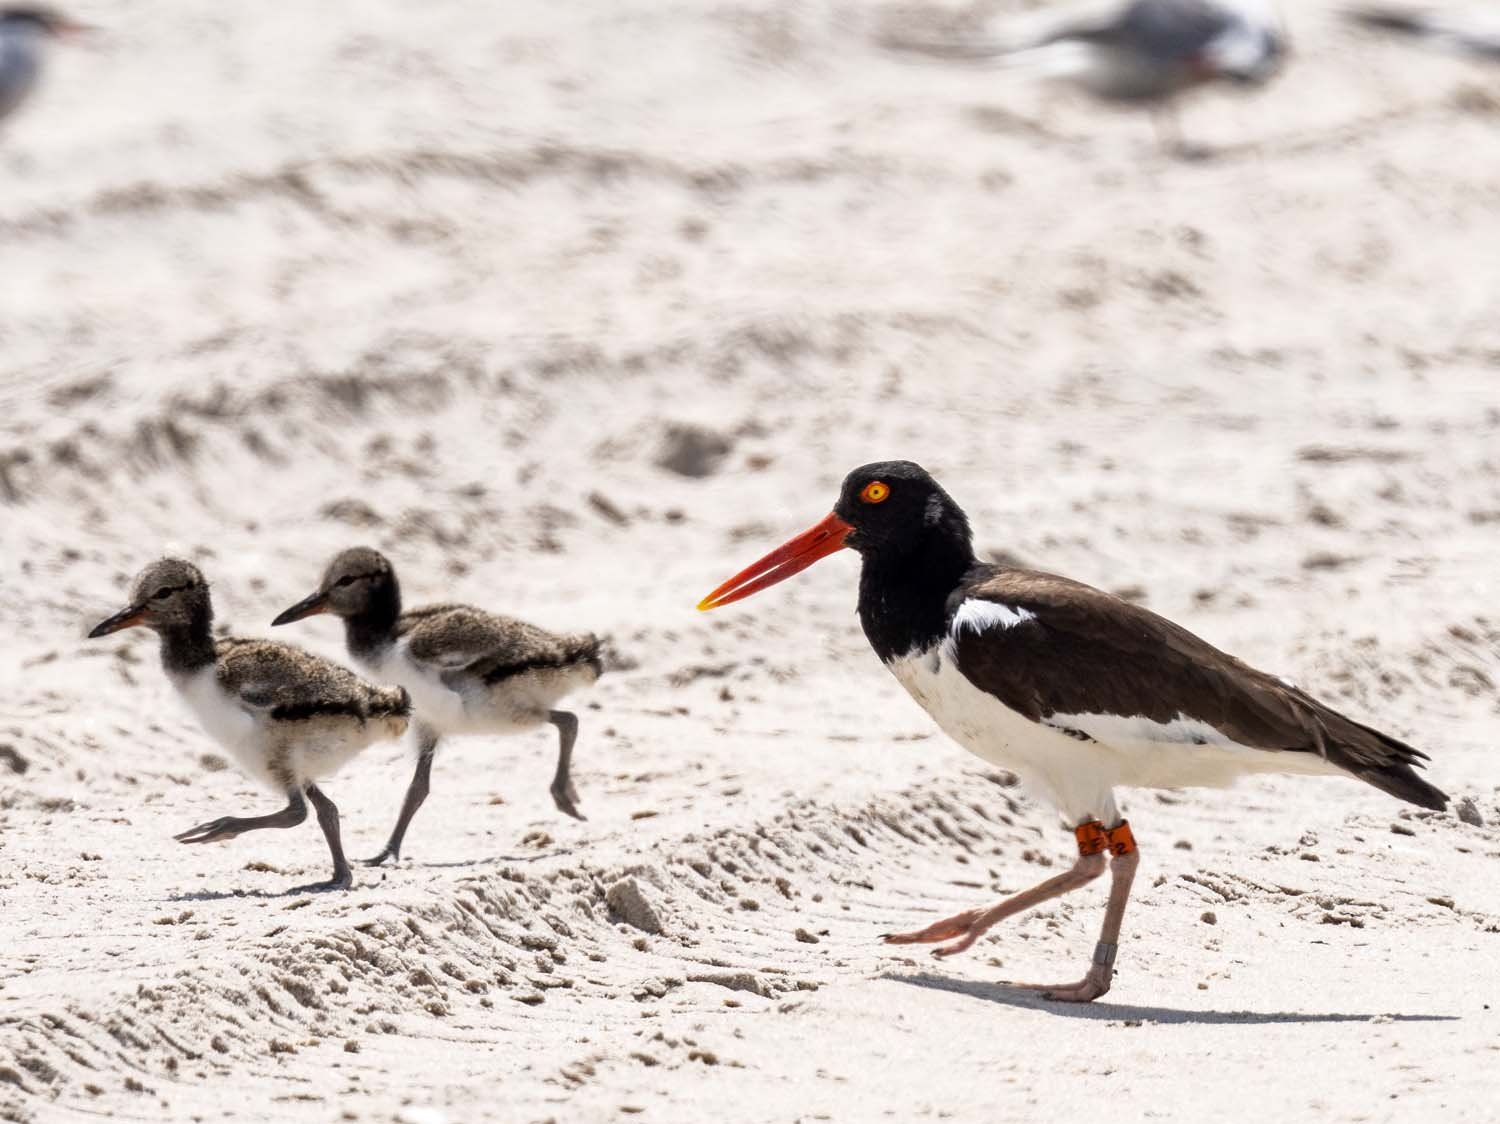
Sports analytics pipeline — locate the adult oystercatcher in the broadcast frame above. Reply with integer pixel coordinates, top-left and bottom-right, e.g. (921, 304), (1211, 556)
(88, 559), (411, 892)
(272, 547), (602, 865)
(697, 461), (1447, 1001)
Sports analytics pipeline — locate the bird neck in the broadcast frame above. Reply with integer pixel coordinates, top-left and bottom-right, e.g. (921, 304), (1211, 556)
(158, 600), (217, 675)
(857, 531), (975, 663)
(343, 576), (402, 657)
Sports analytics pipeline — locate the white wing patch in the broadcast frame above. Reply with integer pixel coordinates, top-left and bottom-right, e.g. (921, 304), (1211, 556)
(886, 645), (1346, 826)
(1046, 711), (1235, 749)
(942, 599), (1037, 662)
(954, 599), (1036, 633)
(1041, 708), (1345, 789)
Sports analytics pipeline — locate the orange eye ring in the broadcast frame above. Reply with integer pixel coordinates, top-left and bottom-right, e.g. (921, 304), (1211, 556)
(860, 481), (890, 504)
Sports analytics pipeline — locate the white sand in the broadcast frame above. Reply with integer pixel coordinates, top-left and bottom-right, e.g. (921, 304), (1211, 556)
(2, 1), (1499, 1121)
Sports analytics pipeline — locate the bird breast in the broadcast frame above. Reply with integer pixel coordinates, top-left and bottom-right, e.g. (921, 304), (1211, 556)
(169, 666), (275, 786)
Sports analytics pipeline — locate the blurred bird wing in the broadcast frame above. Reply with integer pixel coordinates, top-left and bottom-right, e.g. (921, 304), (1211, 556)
(215, 638), (375, 717)
(399, 606), (558, 673)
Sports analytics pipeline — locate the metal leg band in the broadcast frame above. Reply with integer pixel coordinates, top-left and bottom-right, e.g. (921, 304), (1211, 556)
(1093, 941), (1118, 970)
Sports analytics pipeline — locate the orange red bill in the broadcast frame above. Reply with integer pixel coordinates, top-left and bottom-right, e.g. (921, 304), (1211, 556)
(697, 512), (852, 611)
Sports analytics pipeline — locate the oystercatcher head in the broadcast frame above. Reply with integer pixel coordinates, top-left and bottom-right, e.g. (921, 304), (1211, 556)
(700, 461), (972, 626)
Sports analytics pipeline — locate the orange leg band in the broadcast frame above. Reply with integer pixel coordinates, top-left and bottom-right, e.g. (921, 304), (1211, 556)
(1074, 822), (1109, 856)
(1105, 820), (1137, 856)
(1074, 819), (1137, 857)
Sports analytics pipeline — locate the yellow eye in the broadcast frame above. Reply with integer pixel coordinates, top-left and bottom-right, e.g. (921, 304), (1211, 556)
(860, 481), (890, 504)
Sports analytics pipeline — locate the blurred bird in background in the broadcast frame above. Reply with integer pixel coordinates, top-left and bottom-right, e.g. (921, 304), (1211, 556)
(880, 0), (1288, 154)
(0, 6), (88, 129)
(1344, 5), (1500, 61)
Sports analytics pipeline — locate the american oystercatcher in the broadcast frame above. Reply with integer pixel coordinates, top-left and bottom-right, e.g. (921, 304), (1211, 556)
(272, 547), (602, 865)
(0, 7), (90, 127)
(698, 461), (1447, 1001)
(88, 559), (411, 893)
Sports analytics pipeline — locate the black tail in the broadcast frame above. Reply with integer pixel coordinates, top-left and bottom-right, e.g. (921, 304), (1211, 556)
(375, 685), (412, 719)
(1352, 760), (1448, 811)
(572, 634), (605, 679)
(1302, 695), (1448, 811)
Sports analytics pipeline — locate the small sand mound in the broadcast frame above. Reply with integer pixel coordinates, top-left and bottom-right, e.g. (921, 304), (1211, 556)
(606, 877), (665, 934)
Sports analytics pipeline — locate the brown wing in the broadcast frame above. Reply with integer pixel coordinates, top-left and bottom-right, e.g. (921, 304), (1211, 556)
(215, 638), (408, 722)
(397, 605), (601, 685)
(947, 566), (1446, 809)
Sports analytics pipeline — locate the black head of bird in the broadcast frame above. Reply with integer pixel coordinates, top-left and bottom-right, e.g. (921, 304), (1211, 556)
(88, 558), (211, 637)
(698, 460), (974, 610)
(271, 546), (396, 626)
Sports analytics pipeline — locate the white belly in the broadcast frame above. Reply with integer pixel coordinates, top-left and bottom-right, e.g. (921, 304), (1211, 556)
(171, 667), (275, 787)
(287, 718), (389, 784)
(361, 643), (559, 738)
(886, 645), (1344, 825)
(363, 645), (473, 734)
(171, 668), (391, 790)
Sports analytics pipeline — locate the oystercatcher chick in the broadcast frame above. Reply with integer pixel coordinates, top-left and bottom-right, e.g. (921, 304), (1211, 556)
(272, 547), (602, 866)
(883, 0), (1286, 153)
(88, 559), (410, 892)
(698, 461), (1447, 1002)
(1, 7), (89, 127)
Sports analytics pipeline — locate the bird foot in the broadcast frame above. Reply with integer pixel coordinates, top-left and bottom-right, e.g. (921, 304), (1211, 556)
(287, 869), (353, 894)
(1004, 965), (1113, 1003)
(360, 848), (398, 867)
(174, 818), (243, 844)
(880, 908), (991, 958)
(550, 781), (586, 822)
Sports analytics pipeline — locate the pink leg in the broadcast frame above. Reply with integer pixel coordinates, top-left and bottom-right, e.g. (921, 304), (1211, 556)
(1009, 846), (1139, 1002)
(884, 819), (1143, 1003)
(882, 850), (1106, 958)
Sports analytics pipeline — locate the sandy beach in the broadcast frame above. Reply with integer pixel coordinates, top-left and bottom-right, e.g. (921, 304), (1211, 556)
(2, 1), (1499, 1120)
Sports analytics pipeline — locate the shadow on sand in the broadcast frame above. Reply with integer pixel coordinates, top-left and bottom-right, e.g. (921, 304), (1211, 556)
(161, 847), (577, 899)
(398, 846), (578, 870)
(161, 846), (573, 900)
(885, 972), (1459, 1026)
(165, 885), (317, 903)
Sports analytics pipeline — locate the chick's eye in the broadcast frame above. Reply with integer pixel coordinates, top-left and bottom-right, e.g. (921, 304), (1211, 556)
(336, 575), (356, 588)
(860, 481), (890, 504)
(152, 587), (173, 600)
